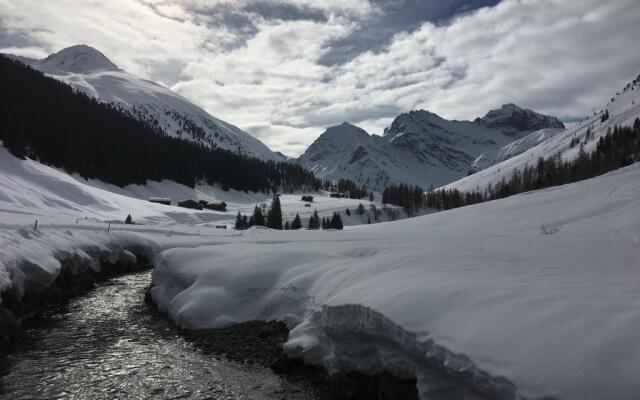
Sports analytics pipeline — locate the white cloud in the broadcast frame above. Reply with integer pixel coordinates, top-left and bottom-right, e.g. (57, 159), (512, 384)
(1, 0), (639, 156)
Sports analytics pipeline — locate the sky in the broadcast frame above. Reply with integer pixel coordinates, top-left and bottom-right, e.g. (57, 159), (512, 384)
(1, 0), (639, 157)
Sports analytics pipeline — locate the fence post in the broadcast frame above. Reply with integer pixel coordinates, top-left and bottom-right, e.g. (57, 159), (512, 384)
(34, 219), (38, 231)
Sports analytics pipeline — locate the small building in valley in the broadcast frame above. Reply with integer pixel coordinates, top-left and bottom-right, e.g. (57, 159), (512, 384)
(177, 199), (203, 210)
(148, 197), (171, 205)
(204, 201), (227, 212)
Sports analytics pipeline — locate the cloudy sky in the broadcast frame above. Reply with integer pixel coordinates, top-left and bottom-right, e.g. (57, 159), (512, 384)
(1, 0), (639, 156)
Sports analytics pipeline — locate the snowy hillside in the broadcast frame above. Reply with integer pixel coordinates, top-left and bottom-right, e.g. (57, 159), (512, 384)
(0, 143), (401, 230)
(6, 45), (281, 161)
(298, 105), (564, 190)
(471, 128), (564, 171)
(448, 73), (640, 192)
(150, 161), (640, 400)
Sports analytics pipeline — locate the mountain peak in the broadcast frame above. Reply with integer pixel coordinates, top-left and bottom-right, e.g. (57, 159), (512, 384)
(477, 103), (564, 133)
(383, 109), (445, 137)
(499, 103), (522, 111)
(40, 45), (119, 74)
(324, 122), (369, 137)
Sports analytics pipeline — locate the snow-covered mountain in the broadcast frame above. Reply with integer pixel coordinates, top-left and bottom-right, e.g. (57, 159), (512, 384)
(470, 127), (565, 172)
(6, 45), (282, 161)
(447, 73), (640, 193)
(298, 105), (564, 190)
(475, 103), (565, 135)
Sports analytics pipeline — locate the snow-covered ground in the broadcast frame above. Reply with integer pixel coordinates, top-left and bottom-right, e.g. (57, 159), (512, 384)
(0, 140), (419, 307)
(150, 162), (640, 400)
(0, 143), (410, 230)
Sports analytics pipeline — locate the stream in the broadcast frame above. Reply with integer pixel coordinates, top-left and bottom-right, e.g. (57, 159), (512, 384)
(0, 270), (322, 399)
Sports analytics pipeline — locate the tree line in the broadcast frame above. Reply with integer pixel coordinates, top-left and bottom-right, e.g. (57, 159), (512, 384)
(0, 56), (320, 193)
(425, 121), (640, 210)
(235, 196), (344, 230)
(381, 121), (639, 211)
(235, 195), (284, 229)
(321, 179), (369, 199)
(382, 183), (425, 211)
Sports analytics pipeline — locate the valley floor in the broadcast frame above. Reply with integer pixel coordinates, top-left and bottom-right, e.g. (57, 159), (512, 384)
(1, 142), (639, 399)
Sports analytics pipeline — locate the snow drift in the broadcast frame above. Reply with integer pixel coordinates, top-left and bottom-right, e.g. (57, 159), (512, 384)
(151, 162), (640, 400)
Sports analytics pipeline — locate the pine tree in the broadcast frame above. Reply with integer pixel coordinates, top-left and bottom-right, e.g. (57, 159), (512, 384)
(308, 210), (320, 230)
(284, 220), (290, 230)
(330, 212), (343, 230)
(235, 212), (244, 230)
(250, 206), (265, 226)
(291, 213), (302, 230)
(266, 194), (283, 230)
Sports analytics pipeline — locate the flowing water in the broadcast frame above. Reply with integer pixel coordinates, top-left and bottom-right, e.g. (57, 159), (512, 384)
(0, 270), (321, 399)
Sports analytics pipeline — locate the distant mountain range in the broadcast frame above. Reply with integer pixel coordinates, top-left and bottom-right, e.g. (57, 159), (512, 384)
(298, 104), (564, 190)
(6, 45), (283, 161)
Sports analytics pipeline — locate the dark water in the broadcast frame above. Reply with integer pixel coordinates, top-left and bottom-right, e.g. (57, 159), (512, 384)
(0, 271), (320, 399)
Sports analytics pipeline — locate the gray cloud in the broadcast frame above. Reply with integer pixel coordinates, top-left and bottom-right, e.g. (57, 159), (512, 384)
(182, 0), (327, 52)
(317, 0), (500, 66)
(144, 58), (188, 86)
(1, 0), (639, 157)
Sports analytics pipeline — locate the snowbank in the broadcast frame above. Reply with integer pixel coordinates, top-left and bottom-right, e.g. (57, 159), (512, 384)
(0, 227), (232, 307)
(151, 163), (640, 400)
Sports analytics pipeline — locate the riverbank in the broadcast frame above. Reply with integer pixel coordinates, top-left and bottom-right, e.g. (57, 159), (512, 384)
(0, 226), (234, 349)
(0, 248), (151, 349)
(146, 287), (419, 400)
(1, 270), (329, 399)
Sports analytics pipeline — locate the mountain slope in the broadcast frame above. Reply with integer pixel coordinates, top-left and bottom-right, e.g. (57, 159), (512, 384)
(299, 106), (564, 190)
(447, 73), (640, 193)
(7, 45), (282, 161)
(0, 55), (319, 192)
(471, 127), (565, 172)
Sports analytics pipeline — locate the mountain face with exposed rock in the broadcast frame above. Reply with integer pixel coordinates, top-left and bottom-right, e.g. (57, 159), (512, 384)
(6, 45), (283, 161)
(298, 106), (565, 190)
(475, 103), (565, 135)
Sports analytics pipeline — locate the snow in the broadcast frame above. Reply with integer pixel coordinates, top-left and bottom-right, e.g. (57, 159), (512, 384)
(150, 162), (640, 400)
(298, 106), (564, 191)
(0, 225), (236, 307)
(448, 74), (640, 193)
(5, 46), (282, 161)
(37, 44), (119, 74)
(471, 127), (564, 171)
(0, 144), (404, 230)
